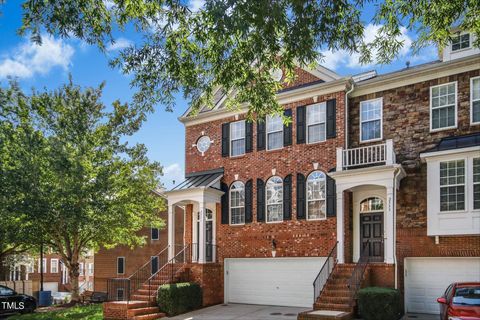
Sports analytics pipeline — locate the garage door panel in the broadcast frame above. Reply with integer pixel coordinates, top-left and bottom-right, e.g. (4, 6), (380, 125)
(226, 257), (325, 308)
(405, 258), (480, 314)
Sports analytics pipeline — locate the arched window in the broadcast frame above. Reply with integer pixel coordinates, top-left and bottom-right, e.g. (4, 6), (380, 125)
(266, 176), (283, 223)
(360, 197), (384, 212)
(229, 181), (245, 225)
(306, 171), (326, 220)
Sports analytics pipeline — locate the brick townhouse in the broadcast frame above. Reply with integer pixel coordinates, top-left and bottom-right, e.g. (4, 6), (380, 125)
(101, 31), (480, 319)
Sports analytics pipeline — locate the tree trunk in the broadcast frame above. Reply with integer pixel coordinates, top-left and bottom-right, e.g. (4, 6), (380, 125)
(68, 261), (80, 302)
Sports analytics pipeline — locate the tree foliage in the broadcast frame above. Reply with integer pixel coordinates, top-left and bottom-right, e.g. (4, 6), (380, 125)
(0, 79), (164, 299)
(15, 0), (479, 120)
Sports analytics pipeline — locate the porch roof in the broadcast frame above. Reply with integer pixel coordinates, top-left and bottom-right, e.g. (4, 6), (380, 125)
(422, 132), (480, 154)
(170, 168), (224, 191)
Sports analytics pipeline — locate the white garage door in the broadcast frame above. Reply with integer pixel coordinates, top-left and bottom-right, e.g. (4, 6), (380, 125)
(405, 258), (480, 314)
(43, 282), (58, 293)
(225, 257), (325, 308)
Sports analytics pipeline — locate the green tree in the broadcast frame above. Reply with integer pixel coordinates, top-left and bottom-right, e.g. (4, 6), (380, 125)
(13, 0), (480, 119)
(0, 80), (164, 300)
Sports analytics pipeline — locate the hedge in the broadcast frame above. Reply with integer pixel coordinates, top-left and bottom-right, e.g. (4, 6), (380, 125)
(357, 287), (402, 320)
(157, 282), (202, 316)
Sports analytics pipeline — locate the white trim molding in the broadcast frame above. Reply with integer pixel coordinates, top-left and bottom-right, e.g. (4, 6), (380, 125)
(471, 76), (480, 125)
(429, 81), (458, 132)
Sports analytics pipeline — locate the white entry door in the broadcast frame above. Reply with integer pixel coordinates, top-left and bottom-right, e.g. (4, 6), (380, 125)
(224, 257), (325, 308)
(404, 257), (480, 314)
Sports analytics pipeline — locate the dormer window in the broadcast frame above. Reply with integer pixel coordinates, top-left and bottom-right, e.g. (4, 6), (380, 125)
(452, 33), (470, 51)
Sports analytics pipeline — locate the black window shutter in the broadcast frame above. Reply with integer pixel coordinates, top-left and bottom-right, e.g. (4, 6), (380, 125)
(283, 109), (292, 146)
(283, 174), (292, 220)
(245, 121), (253, 153)
(221, 182), (229, 224)
(326, 175), (337, 217)
(296, 173), (306, 219)
(221, 123), (230, 157)
(257, 118), (266, 151)
(296, 106), (306, 144)
(326, 99), (336, 139)
(245, 179), (253, 223)
(256, 179), (265, 222)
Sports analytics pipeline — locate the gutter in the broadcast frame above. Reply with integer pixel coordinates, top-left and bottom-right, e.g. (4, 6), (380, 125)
(393, 167), (401, 290)
(344, 81), (355, 148)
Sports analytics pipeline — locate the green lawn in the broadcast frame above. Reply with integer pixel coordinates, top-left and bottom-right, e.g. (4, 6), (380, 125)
(8, 304), (103, 320)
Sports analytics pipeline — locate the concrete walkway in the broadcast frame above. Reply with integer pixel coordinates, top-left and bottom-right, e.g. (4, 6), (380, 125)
(402, 314), (438, 320)
(167, 303), (310, 320)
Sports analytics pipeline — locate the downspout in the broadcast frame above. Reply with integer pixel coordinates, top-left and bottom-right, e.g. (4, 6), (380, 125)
(393, 168), (401, 290)
(345, 81), (355, 148)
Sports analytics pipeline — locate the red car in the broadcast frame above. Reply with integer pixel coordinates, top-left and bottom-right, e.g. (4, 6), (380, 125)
(437, 282), (480, 320)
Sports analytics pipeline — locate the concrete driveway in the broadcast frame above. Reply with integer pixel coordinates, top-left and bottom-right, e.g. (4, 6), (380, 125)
(402, 314), (438, 320)
(167, 303), (310, 320)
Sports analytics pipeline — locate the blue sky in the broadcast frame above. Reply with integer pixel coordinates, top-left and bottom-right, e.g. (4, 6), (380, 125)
(0, 1), (437, 189)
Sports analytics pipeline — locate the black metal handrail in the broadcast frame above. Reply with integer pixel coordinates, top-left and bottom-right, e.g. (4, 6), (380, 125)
(347, 240), (371, 305)
(313, 241), (338, 302)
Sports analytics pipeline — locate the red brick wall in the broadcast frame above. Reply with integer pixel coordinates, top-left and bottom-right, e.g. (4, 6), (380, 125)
(281, 67), (323, 90)
(349, 69), (480, 294)
(94, 206), (185, 292)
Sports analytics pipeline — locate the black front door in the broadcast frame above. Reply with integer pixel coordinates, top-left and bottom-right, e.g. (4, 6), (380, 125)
(205, 221), (213, 262)
(360, 212), (384, 262)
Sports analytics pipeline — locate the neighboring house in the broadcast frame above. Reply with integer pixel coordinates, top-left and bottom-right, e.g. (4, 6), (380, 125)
(102, 32), (480, 320)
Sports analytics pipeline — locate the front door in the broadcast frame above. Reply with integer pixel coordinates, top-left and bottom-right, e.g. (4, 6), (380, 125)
(360, 212), (384, 262)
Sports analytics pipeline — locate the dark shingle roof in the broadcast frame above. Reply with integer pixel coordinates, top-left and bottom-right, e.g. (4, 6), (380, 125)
(424, 132), (480, 153)
(170, 168), (224, 191)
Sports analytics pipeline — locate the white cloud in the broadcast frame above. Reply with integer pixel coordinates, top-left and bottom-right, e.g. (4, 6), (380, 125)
(321, 24), (413, 70)
(189, 0), (205, 12)
(162, 163), (184, 188)
(0, 35), (74, 79)
(106, 37), (133, 51)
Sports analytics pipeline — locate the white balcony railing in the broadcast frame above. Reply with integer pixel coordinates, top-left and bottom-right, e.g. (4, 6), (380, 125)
(336, 140), (396, 171)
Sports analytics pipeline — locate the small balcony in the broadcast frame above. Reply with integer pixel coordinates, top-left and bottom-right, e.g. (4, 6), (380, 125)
(336, 140), (396, 171)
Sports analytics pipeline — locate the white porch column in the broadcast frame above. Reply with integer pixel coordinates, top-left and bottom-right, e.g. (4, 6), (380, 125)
(168, 204), (175, 261)
(385, 186), (395, 263)
(198, 202), (206, 264)
(336, 190), (345, 264)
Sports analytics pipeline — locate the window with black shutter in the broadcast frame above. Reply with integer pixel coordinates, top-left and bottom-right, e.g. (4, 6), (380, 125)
(151, 227), (159, 240)
(245, 121), (253, 153)
(326, 175), (337, 217)
(326, 99), (336, 139)
(245, 179), (253, 223)
(221, 123), (230, 157)
(296, 173), (306, 219)
(296, 106), (306, 144)
(256, 179), (265, 222)
(221, 182), (229, 224)
(283, 174), (292, 220)
(284, 109), (292, 146)
(117, 257), (125, 275)
(257, 118), (266, 151)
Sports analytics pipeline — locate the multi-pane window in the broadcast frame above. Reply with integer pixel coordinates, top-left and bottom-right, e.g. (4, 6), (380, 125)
(471, 77), (480, 124)
(360, 197), (384, 212)
(307, 103), (326, 143)
(266, 176), (283, 222)
(79, 263), (84, 276)
(229, 181), (245, 225)
(50, 259), (58, 273)
(431, 82), (457, 130)
(360, 98), (382, 142)
(452, 33), (470, 51)
(88, 263), (94, 275)
(117, 257), (125, 275)
(474, 158), (480, 210)
(306, 171), (326, 220)
(440, 160), (465, 211)
(266, 115), (283, 150)
(38, 258), (47, 273)
(230, 120), (245, 156)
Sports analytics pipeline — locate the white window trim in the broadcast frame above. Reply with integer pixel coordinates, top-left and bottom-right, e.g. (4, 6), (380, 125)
(471, 76), (480, 125)
(439, 159), (467, 213)
(38, 258), (47, 273)
(50, 259), (59, 273)
(151, 227), (159, 240)
(229, 181), (245, 226)
(451, 32), (471, 52)
(266, 115), (283, 151)
(79, 262), (84, 276)
(429, 81), (458, 132)
(473, 157), (480, 210)
(306, 102), (327, 144)
(229, 120), (246, 157)
(117, 257), (125, 275)
(306, 171), (327, 221)
(88, 263), (94, 275)
(360, 97), (383, 143)
(266, 176), (284, 224)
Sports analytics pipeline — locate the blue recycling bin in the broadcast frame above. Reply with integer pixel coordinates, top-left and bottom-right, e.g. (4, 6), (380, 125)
(38, 290), (52, 306)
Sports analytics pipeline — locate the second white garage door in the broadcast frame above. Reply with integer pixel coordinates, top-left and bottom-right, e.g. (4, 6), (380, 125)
(405, 257), (480, 314)
(225, 257), (326, 308)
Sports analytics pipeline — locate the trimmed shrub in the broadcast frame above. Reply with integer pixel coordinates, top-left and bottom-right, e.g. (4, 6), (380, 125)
(157, 282), (202, 316)
(357, 287), (402, 320)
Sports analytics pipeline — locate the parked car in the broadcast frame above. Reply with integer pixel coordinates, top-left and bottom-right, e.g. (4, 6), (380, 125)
(437, 282), (480, 320)
(0, 285), (36, 316)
